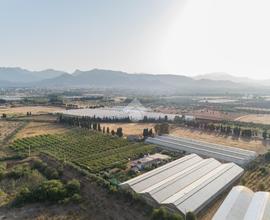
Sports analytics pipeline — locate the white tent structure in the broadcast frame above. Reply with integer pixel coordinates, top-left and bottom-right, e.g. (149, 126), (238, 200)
(120, 154), (244, 215)
(146, 135), (257, 166)
(60, 98), (180, 122)
(213, 186), (270, 220)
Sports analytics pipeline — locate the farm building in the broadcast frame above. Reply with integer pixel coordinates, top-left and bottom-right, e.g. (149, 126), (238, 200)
(145, 135), (257, 166)
(213, 186), (270, 220)
(120, 154), (244, 215)
(59, 98), (181, 122)
(130, 153), (170, 171)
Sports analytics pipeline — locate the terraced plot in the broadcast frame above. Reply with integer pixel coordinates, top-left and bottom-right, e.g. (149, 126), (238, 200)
(10, 130), (154, 173)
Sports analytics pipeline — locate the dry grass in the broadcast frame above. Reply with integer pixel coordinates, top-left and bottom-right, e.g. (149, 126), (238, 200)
(235, 114), (270, 125)
(199, 195), (226, 220)
(17, 114), (58, 122)
(0, 106), (64, 116)
(191, 109), (241, 121)
(170, 127), (269, 154)
(14, 122), (70, 139)
(101, 123), (155, 136)
(0, 121), (23, 143)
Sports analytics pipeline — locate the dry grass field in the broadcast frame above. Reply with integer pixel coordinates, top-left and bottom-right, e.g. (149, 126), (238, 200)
(17, 114), (58, 122)
(235, 114), (270, 125)
(191, 109), (241, 121)
(0, 106), (64, 116)
(199, 195), (226, 220)
(101, 123), (155, 136)
(0, 121), (24, 143)
(14, 122), (70, 139)
(170, 127), (269, 154)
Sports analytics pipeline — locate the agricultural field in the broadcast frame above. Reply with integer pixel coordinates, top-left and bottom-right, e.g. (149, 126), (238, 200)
(0, 121), (24, 145)
(235, 107), (270, 113)
(16, 114), (58, 122)
(170, 126), (269, 154)
(11, 130), (154, 173)
(241, 157), (270, 192)
(14, 122), (70, 139)
(0, 106), (64, 117)
(235, 114), (270, 125)
(190, 109), (241, 121)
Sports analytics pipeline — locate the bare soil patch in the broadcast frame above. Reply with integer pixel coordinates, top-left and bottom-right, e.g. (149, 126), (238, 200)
(191, 109), (242, 121)
(101, 123), (155, 136)
(0, 106), (64, 116)
(235, 114), (270, 125)
(14, 122), (70, 139)
(0, 203), (82, 220)
(170, 127), (269, 154)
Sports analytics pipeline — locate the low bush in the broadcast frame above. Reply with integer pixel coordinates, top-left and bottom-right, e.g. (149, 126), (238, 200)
(32, 159), (60, 180)
(151, 207), (184, 220)
(5, 165), (31, 179)
(13, 179), (81, 206)
(66, 179), (80, 196)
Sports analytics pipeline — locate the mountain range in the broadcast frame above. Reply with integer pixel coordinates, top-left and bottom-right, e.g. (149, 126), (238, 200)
(195, 72), (270, 86)
(0, 67), (269, 94)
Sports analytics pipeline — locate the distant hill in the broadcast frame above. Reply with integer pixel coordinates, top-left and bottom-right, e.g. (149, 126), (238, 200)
(0, 67), (67, 83)
(0, 67), (269, 94)
(194, 72), (270, 86)
(36, 69), (261, 94)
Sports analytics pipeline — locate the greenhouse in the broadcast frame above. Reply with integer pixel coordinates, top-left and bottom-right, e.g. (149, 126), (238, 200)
(146, 135), (257, 166)
(59, 98), (180, 122)
(213, 186), (270, 220)
(120, 154), (244, 215)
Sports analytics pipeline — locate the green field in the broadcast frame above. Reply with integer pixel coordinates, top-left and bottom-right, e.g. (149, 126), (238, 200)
(10, 130), (154, 173)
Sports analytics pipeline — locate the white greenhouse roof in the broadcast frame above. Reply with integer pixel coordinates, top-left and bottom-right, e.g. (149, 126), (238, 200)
(120, 154), (244, 215)
(146, 135), (257, 166)
(59, 107), (179, 122)
(59, 98), (181, 122)
(213, 186), (270, 220)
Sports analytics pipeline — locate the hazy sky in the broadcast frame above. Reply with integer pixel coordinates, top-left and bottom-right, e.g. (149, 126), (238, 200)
(1, 0), (270, 79)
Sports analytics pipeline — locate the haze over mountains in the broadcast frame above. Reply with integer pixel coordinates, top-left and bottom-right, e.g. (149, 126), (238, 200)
(0, 67), (269, 94)
(195, 72), (270, 86)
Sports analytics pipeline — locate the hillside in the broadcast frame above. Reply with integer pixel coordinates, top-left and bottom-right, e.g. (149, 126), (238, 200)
(0, 67), (67, 83)
(0, 67), (269, 94)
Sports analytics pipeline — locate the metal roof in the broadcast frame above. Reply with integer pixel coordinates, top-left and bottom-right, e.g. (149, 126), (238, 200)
(146, 135), (257, 166)
(213, 186), (270, 220)
(120, 154), (244, 214)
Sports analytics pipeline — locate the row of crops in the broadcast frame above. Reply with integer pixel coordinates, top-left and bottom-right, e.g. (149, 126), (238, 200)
(10, 130), (154, 173)
(241, 160), (270, 191)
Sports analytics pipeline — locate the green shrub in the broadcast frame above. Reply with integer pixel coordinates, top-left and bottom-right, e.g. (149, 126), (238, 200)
(151, 207), (168, 220)
(66, 179), (80, 196)
(13, 187), (32, 206)
(6, 165), (31, 179)
(168, 213), (183, 220)
(186, 212), (197, 220)
(34, 180), (66, 202)
(44, 167), (59, 179)
(151, 207), (184, 220)
(32, 159), (60, 179)
(70, 193), (82, 203)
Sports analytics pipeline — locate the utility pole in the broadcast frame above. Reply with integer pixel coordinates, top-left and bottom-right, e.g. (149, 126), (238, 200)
(28, 145), (31, 157)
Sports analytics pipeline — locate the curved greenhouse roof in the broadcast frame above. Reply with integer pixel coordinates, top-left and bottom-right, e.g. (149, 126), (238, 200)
(213, 186), (270, 220)
(146, 135), (257, 166)
(120, 154), (244, 215)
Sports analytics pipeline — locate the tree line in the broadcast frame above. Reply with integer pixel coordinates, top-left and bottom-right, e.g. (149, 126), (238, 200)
(58, 115), (123, 137)
(174, 116), (270, 140)
(59, 114), (131, 123)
